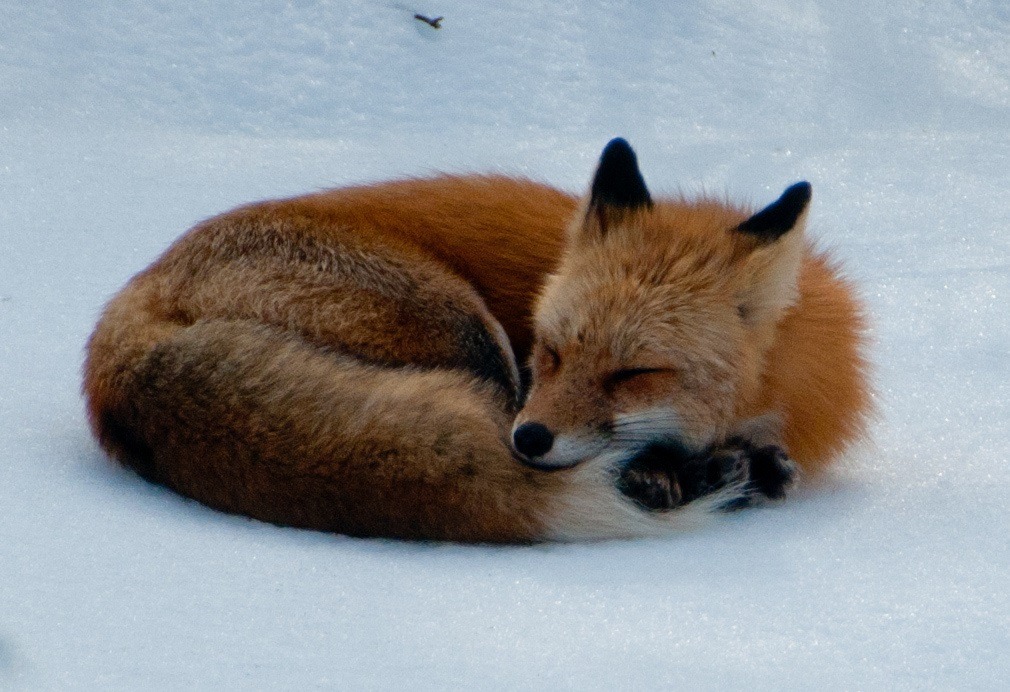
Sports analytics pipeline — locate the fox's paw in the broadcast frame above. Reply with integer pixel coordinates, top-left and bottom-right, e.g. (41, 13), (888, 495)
(616, 438), (798, 512)
(703, 438), (798, 510)
(615, 453), (683, 511)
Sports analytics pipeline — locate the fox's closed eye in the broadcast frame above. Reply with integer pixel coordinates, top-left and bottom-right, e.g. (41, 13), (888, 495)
(537, 344), (561, 372)
(606, 367), (666, 388)
(546, 346), (561, 368)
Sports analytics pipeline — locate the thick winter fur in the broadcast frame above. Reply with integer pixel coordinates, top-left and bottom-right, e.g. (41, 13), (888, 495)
(511, 140), (869, 480)
(83, 141), (870, 541)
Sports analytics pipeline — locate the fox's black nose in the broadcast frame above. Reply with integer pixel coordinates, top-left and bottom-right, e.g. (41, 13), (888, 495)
(512, 422), (554, 458)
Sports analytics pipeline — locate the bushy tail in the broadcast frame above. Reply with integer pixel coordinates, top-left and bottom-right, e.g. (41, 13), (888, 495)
(83, 290), (734, 541)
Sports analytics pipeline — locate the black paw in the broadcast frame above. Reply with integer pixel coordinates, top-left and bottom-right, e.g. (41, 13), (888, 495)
(616, 455), (683, 511)
(617, 438), (798, 512)
(700, 437), (798, 510)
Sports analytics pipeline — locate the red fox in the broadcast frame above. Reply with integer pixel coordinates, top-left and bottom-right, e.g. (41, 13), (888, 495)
(83, 138), (870, 541)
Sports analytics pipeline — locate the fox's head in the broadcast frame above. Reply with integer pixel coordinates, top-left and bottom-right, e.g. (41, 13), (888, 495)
(512, 138), (811, 470)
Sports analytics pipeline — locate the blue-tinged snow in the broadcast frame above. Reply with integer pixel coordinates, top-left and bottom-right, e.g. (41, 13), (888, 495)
(1, 1), (1008, 688)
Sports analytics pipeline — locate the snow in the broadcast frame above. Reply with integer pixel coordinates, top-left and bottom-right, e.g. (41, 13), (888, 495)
(2, 0), (1008, 687)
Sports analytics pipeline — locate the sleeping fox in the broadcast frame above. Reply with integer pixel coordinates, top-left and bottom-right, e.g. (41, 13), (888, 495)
(83, 138), (870, 541)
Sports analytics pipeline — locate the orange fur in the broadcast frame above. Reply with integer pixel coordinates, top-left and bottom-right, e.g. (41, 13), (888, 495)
(83, 147), (870, 541)
(516, 194), (870, 475)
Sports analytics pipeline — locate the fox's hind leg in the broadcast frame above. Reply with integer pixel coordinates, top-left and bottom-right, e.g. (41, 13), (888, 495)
(172, 225), (522, 408)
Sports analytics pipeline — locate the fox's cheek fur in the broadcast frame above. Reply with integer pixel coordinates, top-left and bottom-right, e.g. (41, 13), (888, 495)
(607, 358), (741, 453)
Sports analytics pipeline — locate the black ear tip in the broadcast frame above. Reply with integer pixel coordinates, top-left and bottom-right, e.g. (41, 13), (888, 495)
(784, 181), (812, 205)
(600, 137), (636, 163)
(590, 137), (652, 210)
(737, 180), (812, 241)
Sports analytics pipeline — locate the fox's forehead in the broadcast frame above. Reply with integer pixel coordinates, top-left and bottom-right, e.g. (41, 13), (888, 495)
(535, 203), (754, 359)
(536, 257), (733, 362)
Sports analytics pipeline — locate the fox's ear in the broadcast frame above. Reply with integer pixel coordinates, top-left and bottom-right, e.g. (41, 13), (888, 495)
(737, 181), (811, 242)
(735, 182), (811, 326)
(578, 138), (653, 240)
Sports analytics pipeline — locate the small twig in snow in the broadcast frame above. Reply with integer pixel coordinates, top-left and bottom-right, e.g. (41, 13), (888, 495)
(414, 13), (443, 28)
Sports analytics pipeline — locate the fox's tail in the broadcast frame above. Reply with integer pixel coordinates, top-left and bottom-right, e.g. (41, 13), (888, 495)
(83, 287), (732, 542)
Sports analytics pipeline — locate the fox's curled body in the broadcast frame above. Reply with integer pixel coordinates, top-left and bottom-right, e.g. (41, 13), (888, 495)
(83, 141), (870, 541)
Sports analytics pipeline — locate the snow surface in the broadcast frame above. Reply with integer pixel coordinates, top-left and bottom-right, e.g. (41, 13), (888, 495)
(2, 0), (1009, 688)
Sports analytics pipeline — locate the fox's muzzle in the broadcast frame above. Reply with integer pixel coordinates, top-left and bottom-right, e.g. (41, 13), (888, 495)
(510, 421), (609, 471)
